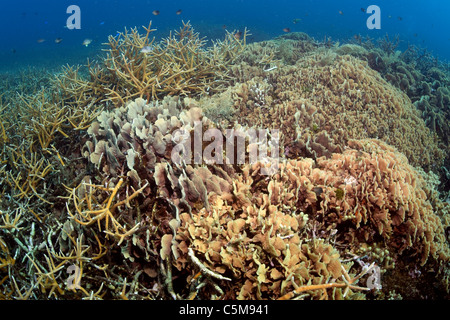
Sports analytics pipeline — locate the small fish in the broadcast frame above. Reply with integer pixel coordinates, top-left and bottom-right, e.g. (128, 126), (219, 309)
(339, 10), (344, 15)
(152, 10), (160, 16)
(313, 187), (323, 197)
(292, 18), (301, 24)
(222, 25), (227, 29)
(82, 39), (92, 47)
(283, 27), (290, 33)
(361, 8), (366, 12)
(55, 38), (63, 44)
(140, 46), (153, 54)
(398, 16), (403, 21)
(11, 48), (16, 54)
(234, 31), (242, 40)
(176, 9), (182, 15)
(388, 15), (392, 19)
(414, 33), (418, 37)
(36, 38), (45, 43)
(99, 21), (105, 26)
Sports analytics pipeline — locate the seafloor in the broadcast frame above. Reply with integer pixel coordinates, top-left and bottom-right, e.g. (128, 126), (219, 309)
(0, 22), (449, 300)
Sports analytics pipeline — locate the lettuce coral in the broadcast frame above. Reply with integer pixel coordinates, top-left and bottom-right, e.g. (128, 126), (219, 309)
(225, 53), (445, 170)
(78, 92), (449, 299)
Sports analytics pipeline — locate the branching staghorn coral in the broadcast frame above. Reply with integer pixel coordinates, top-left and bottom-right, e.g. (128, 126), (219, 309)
(52, 21), (249, 109)
(6, 144), (53, 204)
(65, 177), (148, 245)
(278, 262), (376, 300)
(102, 21), (248, 103)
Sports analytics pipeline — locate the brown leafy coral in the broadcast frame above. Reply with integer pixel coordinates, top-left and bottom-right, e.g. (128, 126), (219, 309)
(75, 95), (449, 299)
(223, 52), (445, 169)
(170, 139), (449, 299)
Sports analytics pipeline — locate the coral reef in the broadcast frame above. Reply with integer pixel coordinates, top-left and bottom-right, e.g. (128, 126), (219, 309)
(224, 52), (444, 170)
(0, 23), (449, 301)
(65, 97), (450, 300)
(343, 39), (450, 153)
(53, 21), (249, 109)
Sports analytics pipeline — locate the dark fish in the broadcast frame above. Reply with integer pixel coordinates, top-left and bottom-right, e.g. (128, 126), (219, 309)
(55, 38), (63, 44)
(414, 33), (418, 37)
(361, 8), (366, 12)
(152, 10), (160, 16)
(313, 187), (323, 197)
(176, 9), (182, 15)
(11, 48), (16, 54)
(283, 27), (290, 33)
(222, 25), (227, 29)
(234, 31), (242, 40)
(398, 16), (403, 21)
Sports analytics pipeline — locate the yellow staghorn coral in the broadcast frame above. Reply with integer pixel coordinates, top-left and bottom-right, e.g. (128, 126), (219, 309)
(65, 177), (147, 245)
(5, 146), (53, 204)
(75, 22), (249, 105)
(17, 90), (70, 150)
(0, 236), (15, 299)
(0, 237), (14, 271)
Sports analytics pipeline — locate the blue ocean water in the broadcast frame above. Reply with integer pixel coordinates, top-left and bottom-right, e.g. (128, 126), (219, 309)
(0, 0), (449, 72)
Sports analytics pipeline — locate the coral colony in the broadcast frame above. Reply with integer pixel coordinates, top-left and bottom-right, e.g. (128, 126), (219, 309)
(0, 21), (449, 300)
